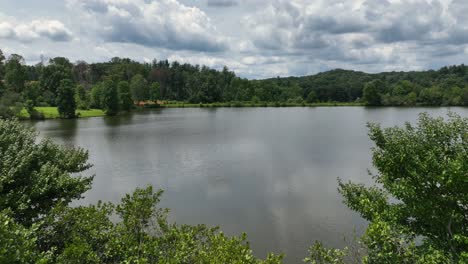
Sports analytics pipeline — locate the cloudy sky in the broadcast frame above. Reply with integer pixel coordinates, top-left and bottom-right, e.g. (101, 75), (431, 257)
(1, 0), (468, 78)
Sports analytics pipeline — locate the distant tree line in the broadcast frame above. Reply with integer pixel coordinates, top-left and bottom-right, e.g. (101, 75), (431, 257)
(272, 67), (468, 106)
(1, 49), (468, 118)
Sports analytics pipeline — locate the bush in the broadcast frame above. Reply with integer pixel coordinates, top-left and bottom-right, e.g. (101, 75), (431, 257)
(0, 119), (93, 225)
(336, 113), (468, 263)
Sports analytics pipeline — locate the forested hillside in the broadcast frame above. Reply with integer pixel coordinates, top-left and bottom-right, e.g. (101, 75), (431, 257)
(1, 48), (468, 118)
(269, 65), (468, 105)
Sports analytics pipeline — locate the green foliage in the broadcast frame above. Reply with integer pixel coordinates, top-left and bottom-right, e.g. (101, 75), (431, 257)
(0, 49), (5, 79)
(22, 81), (41, 105)
(131, 74), (149, 102)
(40, 57), (73, 97)
(4, 54), (27, 93)
(306, 90), (318, 103)
(24, 99), (44, 120)
(38, 202), (115, 263)
(102, 79), (120, 116)
(90, 83), (104, 109)
(361, 218), (454, 264)
(419, 86), (443, 105)
(0, 210), (50, 263)
(0, 119), (93, 225)
(281, 83), (302, 102)
(0, 91), (22, 118)
(56, 79), (76, 118)
(37, 186), (283, 263)
(150, 82), (160, 101)
(0, 51), (5, 97)
(42, 90), (56, 106)
(304, 241), (347, 264)
(363, 80), (383, 106)
(338, 113), (468, 263)
(75, 84), (90, 110)
(25, 99), (34, 114)
(287, 96), (305, 105)
(118, 81), (133, 111)
(338, 181), (390, 222)
(2, 51), (468, 110)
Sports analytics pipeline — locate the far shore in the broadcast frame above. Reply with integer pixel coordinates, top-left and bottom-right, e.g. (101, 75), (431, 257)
(19, 102), (465, 120)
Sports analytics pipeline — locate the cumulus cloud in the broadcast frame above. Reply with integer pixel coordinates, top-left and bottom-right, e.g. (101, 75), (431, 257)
(244, 0), (449, 50)
(68, 0), (228, 52)
(0, 19), (73, 42)
(3, 0), (468, 78)
(364, 0), (446, 43)
(238, 0), (468, 72)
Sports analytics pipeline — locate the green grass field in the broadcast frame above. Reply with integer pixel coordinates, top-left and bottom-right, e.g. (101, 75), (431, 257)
(19, 107), (105, 119)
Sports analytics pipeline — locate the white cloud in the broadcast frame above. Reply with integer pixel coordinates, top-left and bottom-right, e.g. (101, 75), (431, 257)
(68, 0), (229, 52)
(0, 19), (73, 42)
(2, 0), (468, 78)
(237, 0), (468, 75)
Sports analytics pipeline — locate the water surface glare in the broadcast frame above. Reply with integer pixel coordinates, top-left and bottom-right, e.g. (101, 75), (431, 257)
(29, 107), (468, 263)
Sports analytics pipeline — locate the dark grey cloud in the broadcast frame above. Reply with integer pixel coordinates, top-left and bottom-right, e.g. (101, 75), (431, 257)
(302, 16), (367, 35)
(79, 0), (109, 13)
(244, 0), (449, 49)
(104, 20), (226, 52)
(293, 33), (329, 50)
(70, 0), (228, 52)
(207, 0), (238, 7)
(429, 45), (461, 58)
(240, 0), (468, 71)
(369, 0), (445, 43)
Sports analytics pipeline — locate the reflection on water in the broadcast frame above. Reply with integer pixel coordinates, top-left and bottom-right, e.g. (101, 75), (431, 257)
(28, 107), (468, 263)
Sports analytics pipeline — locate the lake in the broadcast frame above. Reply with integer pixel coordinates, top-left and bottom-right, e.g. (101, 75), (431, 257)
(28, 107), (468, 263)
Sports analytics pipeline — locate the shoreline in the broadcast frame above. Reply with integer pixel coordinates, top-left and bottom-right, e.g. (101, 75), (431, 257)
(18, 103), (467, 120)
(18, 107), (105, 120)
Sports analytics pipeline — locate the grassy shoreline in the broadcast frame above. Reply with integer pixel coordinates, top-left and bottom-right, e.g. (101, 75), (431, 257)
(16, 102), (380, 120)
(18, 102), (466, 120)
(18, 102), (365, 120)
(19, 107), (105, 120)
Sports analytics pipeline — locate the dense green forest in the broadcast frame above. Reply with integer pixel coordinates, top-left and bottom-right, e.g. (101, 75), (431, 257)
(1, 48), (468, 119)
(0, 114), (466, 263)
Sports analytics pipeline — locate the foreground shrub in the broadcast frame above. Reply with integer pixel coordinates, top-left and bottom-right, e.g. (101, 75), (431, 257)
(0, 119), (93, 225)
(308, 113), (467, 263)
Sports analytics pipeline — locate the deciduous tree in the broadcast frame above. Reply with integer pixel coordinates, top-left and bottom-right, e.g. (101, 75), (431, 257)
(4, 54), (27, 93)
(57, 79), (77, 118)
(337, 113), (467, 263)
(130, 74), (149, 102)
(118, 81), (133, 111)
(363, 80), (384, 106)
(0, 119), (93, 225)
(102, 79), (120, 116)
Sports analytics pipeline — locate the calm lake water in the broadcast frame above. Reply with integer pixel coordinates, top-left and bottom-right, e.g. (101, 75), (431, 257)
(28, 107), (468, 263)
